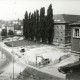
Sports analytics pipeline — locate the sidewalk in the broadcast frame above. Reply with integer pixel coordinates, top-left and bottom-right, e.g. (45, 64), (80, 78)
(56, 54), (80, 67)
(0, 52), (6, 66)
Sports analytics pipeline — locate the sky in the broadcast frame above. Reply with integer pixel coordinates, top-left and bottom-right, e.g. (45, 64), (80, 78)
(0, 0), (80, 20)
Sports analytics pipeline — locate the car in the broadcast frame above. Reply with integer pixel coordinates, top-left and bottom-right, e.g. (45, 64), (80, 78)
(20, 48), (25, 52)
(18, 56), (21, 58)
(58, 61), (80, 74)
(58, 66), (72, 74)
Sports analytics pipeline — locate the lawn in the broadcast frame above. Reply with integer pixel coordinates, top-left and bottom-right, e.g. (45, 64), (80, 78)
(4, 40), (43, 47)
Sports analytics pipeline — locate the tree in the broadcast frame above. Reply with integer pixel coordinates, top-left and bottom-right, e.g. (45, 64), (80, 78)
(40, 7), (47, 43)
(35, 10), (40, 41)
(23, 4), (54, 44)
(28, 12), (32, 40)
(33, 11), (37, 41)
(30, 13), (34, 40)
(8, 29), (14, 35)
(1, 29), (7, 37)
(23, 11), (29, 39)
(23, 19), (26, 37)
(47, 4), (54, 44)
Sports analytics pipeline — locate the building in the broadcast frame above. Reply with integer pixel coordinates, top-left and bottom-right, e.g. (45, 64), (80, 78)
(70, 21), (80, 53)
(6, 19), (23, 36)
(53, 14), (80, 46)
(6, 25), (14, 33)
(14, 20), (23, 36)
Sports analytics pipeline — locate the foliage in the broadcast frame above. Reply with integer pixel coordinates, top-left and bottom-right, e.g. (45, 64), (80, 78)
(47, 4), (54, 44)
(8, 29), (14, 35)
(1, 29), (7, 37)
(23, 4), (54, 44)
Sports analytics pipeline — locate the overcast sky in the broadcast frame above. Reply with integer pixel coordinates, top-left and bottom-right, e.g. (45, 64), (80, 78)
(0, 0), (80, 20)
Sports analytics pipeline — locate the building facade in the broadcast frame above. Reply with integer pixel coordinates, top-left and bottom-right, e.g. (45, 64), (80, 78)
(53, 14), (80, 46)
(54, 23), (71, 45)
(70, 22), (80, 53)
(6, 25), (14, 33)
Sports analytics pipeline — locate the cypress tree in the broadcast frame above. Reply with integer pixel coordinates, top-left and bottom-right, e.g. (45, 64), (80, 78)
(23, 11), (29, 39)
(30, 13), (34, 40)
(33, 11), (37, 41)
(40, 7), (46, 43)
(28, 12), (31, 40)
(23, 4), (54, 44)
(47, 4), (54, 44)
(35, 10), (40, 41)
(1, 29), (7, 37)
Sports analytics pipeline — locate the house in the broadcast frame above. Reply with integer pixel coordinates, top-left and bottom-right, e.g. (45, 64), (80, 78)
(6, 25), (14, 33)
(5, 21), (14, 34)
(53, 14), (80, 46)
(14, 30), (23, 36)
(14, 21), (23, 36)
(6, 19), (23, 36)
(70, 21), (80, 53)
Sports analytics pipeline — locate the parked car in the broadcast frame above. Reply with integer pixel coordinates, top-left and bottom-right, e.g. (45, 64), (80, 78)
(20, 48), (25, 52)
(58, 61), (80, 74)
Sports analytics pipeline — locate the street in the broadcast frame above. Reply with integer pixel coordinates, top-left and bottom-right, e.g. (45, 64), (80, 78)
(0, 42), (27, 79)
(0, 46), (13, 72)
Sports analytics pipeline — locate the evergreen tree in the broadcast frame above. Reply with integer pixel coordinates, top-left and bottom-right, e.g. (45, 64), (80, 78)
(8, 30), (14, 35)
(33, 11), (37, 41)
(23, 19), (26, 36)
(47, 4), (54, 44)
(35, 10), (40, 41)
(40, 7), (47, 43)
(28, 12), (31, 40)
(23, 11), (29, 39)
(1, 29), (7, 37)
(30, 13), (34, 40)
(23, 4), (54, 44)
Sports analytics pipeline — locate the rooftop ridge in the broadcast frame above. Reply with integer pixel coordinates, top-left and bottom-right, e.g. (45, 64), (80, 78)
(54, 14), (80, 23)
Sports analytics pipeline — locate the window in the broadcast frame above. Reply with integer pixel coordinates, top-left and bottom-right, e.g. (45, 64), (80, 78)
(75, 29), (79, 36)
(68, 26), (70, 29)
(67, 38), (70, 43)
(60, 39), (62, 41)
(68, 31), (70, 36)
(61, 32), (63, 36)
(56, 38), (59, 42)
(57, 31), (59, 36)
(73, 28), (80, 38)
(61, 26), (63, 29)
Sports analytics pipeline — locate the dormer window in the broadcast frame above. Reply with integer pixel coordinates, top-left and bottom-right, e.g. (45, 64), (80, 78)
(73, 27), (80, 38)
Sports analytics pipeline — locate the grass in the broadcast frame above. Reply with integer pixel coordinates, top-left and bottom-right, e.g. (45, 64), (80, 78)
(4, 40), (42, 47)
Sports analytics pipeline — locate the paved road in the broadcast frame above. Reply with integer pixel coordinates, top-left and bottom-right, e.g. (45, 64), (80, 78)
(0, 45), (13, 73)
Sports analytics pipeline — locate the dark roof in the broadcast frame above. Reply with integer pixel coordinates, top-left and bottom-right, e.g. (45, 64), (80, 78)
(54, 14), (80, 23)
(63, 61), (80, 68)
(70, 21), (80, 25)
(58, 61), (80, 74)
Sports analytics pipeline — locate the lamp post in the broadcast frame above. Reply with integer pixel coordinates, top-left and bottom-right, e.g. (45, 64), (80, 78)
(1, 36), (4, 59)
(11, 37), (14, 80)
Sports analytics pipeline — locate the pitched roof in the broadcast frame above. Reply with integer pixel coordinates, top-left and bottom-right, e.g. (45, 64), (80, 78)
(54, 14), (80, 23)
(70, 21), (80, 25)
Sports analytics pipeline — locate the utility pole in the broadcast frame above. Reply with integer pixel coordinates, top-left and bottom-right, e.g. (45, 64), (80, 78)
(11, 37), (14, 80)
